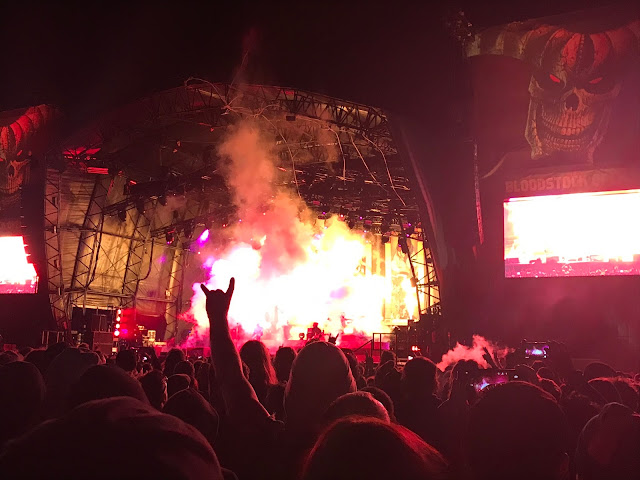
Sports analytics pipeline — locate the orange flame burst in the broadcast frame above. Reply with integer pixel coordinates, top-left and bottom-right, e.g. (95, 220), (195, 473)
(187, 217), (418, 349)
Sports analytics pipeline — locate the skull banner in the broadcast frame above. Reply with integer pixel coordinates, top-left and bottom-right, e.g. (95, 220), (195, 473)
(0, 105), (57, 220)
(467, 9), (640, 165)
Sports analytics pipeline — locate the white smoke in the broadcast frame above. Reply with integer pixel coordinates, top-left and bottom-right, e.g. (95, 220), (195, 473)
(437, 334), (512, 371)
(217, 121), (314, 276)
(183, 120), (390, 347)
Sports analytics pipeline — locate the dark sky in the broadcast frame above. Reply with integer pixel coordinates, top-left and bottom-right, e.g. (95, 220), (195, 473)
(1, 0), (627, 124)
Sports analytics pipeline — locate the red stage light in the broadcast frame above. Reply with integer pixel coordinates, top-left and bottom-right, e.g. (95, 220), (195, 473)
(115, 323), (120, 329)
(549, 73), (562, 84)
(86, 167), (109, 175)
(114, 330), (120, 337)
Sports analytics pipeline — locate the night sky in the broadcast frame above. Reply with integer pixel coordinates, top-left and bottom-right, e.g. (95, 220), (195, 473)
(1, 0), (626, 127)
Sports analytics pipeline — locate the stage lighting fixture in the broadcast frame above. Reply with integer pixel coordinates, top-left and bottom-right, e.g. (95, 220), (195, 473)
(198, 229), (210, 244)
(183, 224), (193, 240)
(405, 223), (415, 235)
(158, 195), (167, 206)
(117, 208), (127, 222)
(135, 198), (145, 214)
(166, 232), (176, 245)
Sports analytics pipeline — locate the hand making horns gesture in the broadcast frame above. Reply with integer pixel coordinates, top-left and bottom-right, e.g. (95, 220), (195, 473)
(200, 277), (235, 320)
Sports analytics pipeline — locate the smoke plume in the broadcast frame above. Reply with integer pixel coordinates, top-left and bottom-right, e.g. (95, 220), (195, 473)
(184, 120), (395, 347)
(217, 121), (313, 276)
(437, 335), (511, 371)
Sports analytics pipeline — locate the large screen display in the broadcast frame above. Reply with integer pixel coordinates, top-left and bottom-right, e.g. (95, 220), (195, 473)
(504, 190), (640, 278)
(0, 236), (38, 293)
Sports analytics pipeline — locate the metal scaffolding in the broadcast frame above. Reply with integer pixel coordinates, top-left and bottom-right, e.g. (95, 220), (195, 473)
(44, 169), (66, 328)
(65, 175), (110, 318)
(409, 236), (441, 315)
(121, 204), (152, 308)
(164, 244), (186, 340)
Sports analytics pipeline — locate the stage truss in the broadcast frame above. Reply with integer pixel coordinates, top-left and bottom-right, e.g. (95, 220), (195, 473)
(45, 82), (441, 337)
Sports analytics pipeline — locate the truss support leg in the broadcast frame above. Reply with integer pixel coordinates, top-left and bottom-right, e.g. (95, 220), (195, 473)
(165, 246), (186, 341)
(121, 207), (152, 308)
(44, 169), (67, 332)
(66, 175), (110, 320)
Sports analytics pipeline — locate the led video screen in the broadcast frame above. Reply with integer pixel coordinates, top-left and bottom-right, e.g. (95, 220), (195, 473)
(0, 236), (38, 293)
(504, 190), (640, 278)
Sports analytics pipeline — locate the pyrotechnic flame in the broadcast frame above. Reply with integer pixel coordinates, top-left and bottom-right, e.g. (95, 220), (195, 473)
(183, 121), (417, 349)
(189, 218), (397, 345)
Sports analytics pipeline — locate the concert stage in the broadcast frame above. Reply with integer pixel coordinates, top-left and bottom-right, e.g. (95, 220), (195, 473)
(0, 84), (442, 352)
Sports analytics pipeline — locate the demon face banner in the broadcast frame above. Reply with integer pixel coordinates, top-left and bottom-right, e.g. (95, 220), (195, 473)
(467, 7), (640, 167)
(0, 105), (57, 226)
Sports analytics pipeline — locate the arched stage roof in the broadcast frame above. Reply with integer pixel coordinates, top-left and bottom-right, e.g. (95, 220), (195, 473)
(42, 82), (441, 336)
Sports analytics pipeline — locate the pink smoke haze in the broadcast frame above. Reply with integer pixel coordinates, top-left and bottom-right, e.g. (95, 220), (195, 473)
(437, 335), (511, 371)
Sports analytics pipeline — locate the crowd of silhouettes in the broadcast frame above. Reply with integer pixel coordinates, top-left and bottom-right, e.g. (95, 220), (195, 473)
(0, 277), (639, 479)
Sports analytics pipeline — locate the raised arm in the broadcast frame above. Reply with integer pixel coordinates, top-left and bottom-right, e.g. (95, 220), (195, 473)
(201, 279), (271, 427)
